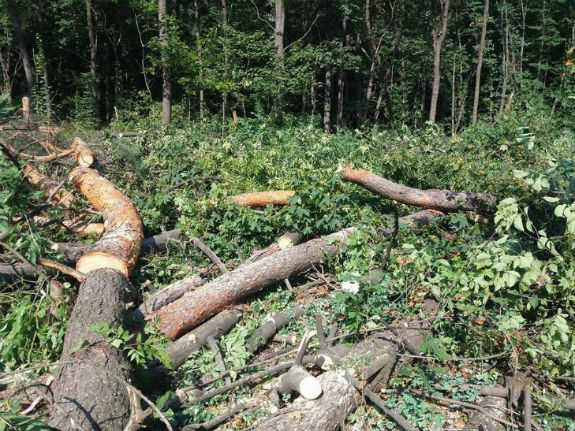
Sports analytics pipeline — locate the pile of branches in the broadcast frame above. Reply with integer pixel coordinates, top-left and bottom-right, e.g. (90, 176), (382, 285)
(1, 127), (570, 431)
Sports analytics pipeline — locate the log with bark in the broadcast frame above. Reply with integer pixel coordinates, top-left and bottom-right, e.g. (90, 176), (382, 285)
(151, 210), (441, 340)
(48, 167), (143, 431)
(340, 165), (497, 213)
(2, 140), (73, 162)
(247, 305), (304, 354)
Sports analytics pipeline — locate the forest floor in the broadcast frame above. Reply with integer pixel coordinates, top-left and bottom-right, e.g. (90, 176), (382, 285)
(0, 111), (573, 430)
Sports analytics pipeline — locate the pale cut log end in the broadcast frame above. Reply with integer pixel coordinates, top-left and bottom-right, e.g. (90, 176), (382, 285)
(76, 252), (129, 277)
(299, 376), (322, 400)
(72, 137), (95, 168)
(277, 232), (303, 249)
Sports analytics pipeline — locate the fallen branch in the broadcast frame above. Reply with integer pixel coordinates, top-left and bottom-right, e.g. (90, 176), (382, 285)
(192, 237), (228, 274)
(2, 140), (73, 162)
(340, 165), (497, 213)
(23, 163), (74, 207)
(38, 257), (85, 282)
(137, 274), (203, 318)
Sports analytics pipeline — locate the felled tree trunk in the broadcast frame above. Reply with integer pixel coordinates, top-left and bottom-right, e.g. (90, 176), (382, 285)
(229, 190), (295, 207)
(152, 228), (355, 339)
(48, 168), (143, 431)
(152, 210), (441, 340)
(48, 270), (133, 431)
(340, 165), (496, 213)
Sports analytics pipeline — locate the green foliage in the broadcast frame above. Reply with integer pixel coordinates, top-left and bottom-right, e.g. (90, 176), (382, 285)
(88, 321), (172, 370)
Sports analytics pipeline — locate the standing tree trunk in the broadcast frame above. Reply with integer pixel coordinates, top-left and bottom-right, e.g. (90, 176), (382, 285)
(273, 0), (285, 117)
(85, 0), (100, 124)
(194, 0), (204, 123)
(221, 0), (229, 128)
(336, 15), (348, 125)
(0, 48), (12, 102)
(158, 0), (171, 124)
(429, 0), (450, 124)
(323, 68), (332, 133)
(519, 0), (527, 78)
(472, 0), (489, 124)
(6, 0), (34, 105)
(499, 0), (509, 115)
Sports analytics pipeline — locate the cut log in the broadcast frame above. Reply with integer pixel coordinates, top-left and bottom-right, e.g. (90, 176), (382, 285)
(68, 167), (143, 276)
(253, 300), (438, 431)
(165, 308), (243, 369)
(48, 270), (133, 431)
(72, 137), (94, 167)
(274, 365), (322, 400)
(247, 305), (304, 354)
(340, 165), (497, 213)
(152, 210), (441, 340)
(229, 190), (295, 207)
(52, 229), (181, 264)
(151, 227), (356, 339)
(23, 163), (74, 207)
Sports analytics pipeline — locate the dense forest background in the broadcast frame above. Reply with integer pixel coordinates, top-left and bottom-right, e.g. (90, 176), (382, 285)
(1, 0), (574, 129)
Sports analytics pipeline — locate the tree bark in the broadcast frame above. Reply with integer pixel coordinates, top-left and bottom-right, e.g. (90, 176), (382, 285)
(85, 0), (100, 123)
(6, 0), (34, 103)
(158, 0), (171, 124)
(273, 0), (285, 117)
(472, 0), (489, 124)
(340, 165), (496, 213)
(221, 0), (229, 127)
(429, 0), (450, 123)
(247, 305), (304, 354)
(22, 163), (74, 207)
(499, 0), (509, 115)
(48, 270), (133, 431)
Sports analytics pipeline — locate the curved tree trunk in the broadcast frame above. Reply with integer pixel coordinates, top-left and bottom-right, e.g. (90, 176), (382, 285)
(340, 165), (496, 213)
(48, 168), (143, 431)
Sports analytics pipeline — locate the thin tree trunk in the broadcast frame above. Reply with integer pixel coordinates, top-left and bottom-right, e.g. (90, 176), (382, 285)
(194, 0), (204, 123)
(221, 0), (229, 128)
(336, 15), (349, 125)
(323, 68), (332, 133)
(451, 51), (456, 134)
(158, 0), (171, 124)
(273, 0), (285, 117)
(519, 0), (526, 77)
(0, 49), (11, 102)
(499, 0), (509, 115)
(429, 0), (450, 123)
(311, 69), (317, 116)
(6, 0), (34, 104)
(472, 0), (489, 124)
(85, 0), (100, 123)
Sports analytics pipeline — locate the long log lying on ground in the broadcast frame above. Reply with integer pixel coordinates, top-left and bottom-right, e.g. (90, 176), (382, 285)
(152, 210), (441, 340)
(229, 190), (295, 207)
(48, 168), (143, 431)
(68, 167), (143, 276)
(253, 300), (438, 431)
(340, 165), (497, 213)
